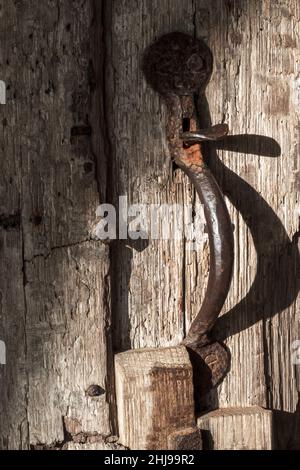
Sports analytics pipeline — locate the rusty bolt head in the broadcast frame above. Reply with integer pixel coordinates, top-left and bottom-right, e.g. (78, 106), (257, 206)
(142, 32), (213, 96)
(86, 384), (105, 397)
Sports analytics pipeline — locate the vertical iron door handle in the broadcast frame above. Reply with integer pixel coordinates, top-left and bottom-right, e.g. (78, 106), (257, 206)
(143, 32), (234, 393)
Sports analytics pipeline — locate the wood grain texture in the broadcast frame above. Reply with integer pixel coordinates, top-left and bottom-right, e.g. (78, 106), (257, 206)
(193, 1), (300, 442)
(197, 406), (273, 450)
(107, 0), (300, 449)
(0, 0), (112, 448)
(0, 230), (28, 449)
(105, 0), (196, 352)
(115, 346), (195, 450)
(63, 438), (126, 451)
(64, 443), (122, 450)
(26, 244), (111, 445)
(0, 0), (299, 450)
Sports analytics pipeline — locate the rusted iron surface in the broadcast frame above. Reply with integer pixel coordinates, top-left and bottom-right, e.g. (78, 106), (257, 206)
(182, 123), (229, 143)
(143, 32), (234, 394)
(142, 32), (212, 97)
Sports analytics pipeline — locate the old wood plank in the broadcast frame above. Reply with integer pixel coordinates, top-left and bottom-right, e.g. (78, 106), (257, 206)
(26, 243), (111, 445)
(0, 0), (29, 450)
(104, 0), (196, 352)
(191, 0), (300, 429)
(64, 442), (124, 450)
(0, 232), (28, 449)
(187, 0), (268, 411)
(108, 0), (299, 449)
(198, 406), (273, 450)
(0, 0), (111, 447)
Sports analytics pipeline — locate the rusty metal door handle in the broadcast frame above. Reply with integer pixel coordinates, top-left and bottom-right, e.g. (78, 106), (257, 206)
(142, 32), (234, 393)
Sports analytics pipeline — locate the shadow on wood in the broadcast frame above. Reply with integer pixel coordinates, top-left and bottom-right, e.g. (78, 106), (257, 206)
(194, 95), (300, 417)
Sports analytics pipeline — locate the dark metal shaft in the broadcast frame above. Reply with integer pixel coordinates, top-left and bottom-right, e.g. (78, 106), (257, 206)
(179, 162), (234, 349)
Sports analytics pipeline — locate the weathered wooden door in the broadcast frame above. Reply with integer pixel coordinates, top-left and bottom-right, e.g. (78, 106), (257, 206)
(0, 0), (299, 450)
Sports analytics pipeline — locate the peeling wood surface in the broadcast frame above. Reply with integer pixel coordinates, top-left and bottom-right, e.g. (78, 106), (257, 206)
(0, 0), (112, 448)
(26, 244), (111, 445)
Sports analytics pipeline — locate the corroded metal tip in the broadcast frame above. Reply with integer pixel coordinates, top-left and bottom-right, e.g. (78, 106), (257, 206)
(182, 123), (230, 143)
(142, 32), (213, 96)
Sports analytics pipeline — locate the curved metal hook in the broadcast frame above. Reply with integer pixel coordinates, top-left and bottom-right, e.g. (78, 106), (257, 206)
(178, 156), (234, 349)
(142, 32), (234, 392)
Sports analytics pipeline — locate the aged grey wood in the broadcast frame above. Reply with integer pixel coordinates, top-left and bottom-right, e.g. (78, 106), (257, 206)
(192, 1), (300, 445)
(107, 0), (300, 449)
(0, 230), (28, 449)
(0, 0), (111, 448)
(104, 0), (196, 353)
(198, 406), (273, 450)
(64, 442), (125, 450)
(26, 244), (111, 445)
(1, 0), (299, 450)
(0, 0), (29, 449)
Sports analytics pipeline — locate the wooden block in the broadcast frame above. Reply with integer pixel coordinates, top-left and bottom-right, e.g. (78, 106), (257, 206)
(167, 427), (202, 450)
(64, 442), (125, 450)
(115, 345), (195, 450)
(197, 406), (273, 450)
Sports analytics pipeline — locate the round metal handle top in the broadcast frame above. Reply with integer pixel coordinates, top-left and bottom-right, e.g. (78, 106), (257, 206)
(142, 31), (213, 96)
